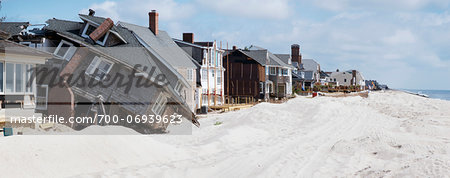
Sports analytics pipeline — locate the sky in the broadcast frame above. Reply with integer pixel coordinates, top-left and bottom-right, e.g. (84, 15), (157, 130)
(2, 0), (450, 90)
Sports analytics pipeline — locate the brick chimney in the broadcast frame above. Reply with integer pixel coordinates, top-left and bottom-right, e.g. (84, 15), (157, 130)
(351, 70), (357, 86)
(89, 18), (114, 42)
(232, 46), (237, 50)
(149, 10), (159, 35)
(183, 33), (194, 43)
(291, 44), (302, 65)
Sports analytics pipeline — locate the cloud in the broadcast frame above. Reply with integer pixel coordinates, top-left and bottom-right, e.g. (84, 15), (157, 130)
(382, 29), (417, 45)
(313, 0), (450, 11)
(80, 1), (120, 21)
(81, 0), (195, 24)
(196, 0), (291, 19)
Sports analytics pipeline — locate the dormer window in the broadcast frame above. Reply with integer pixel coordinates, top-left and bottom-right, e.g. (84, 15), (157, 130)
(54, 40), (76, 60)
(81, 23), (109, 46)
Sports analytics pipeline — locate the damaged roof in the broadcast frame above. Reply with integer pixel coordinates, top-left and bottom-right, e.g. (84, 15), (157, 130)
(0, 22), (29, 36)
(44, 17), (162, 76)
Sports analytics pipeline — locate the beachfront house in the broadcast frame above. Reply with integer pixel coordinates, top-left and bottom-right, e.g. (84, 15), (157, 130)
(0, 30), (52, 109)
(277, 44), (321, 92)
(34, 10), (199, 133)
(329, 69), (365, 89)
(118, 20), (198, 113)
(173, 33), (225, 110)
(223, 45), (293, 103)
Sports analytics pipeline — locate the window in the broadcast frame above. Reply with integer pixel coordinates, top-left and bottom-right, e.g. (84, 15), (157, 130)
(270, 67), (276, 75)
(344, 79), (347, 82)
(152, 93), (167, 115)
(334, 78), (336, 82)
(86, 56), (113, 80)
(54, 40), (76, 60)
(187, 69), (193, 81)
(81, 23), (109, 46)
(282, 69), (288, 76)
(6, 63), (14, 93)
(174, 81), (184, 96)
(217, 72), (222, 85)
(35, 85), (48, 110)
(15, 64), (23, 92)
(259, 82), (264, 94)
(25, 64), (33, 93)
(201, 69), (207, 81)
(266, 82), (273, 94)
(0, 62), (3, 93)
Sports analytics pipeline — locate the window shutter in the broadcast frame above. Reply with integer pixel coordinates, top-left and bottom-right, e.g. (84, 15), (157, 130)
(64, 46), (77, 61)
(86, 56), (100, 74)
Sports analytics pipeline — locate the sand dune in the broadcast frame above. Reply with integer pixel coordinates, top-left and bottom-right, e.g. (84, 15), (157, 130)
(1, 90), (449, 177)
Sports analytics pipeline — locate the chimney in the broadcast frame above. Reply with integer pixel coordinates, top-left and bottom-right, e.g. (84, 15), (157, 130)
(352, 70), (357, 86)
(149, 10), (159, 35)
(183, 33), (194, 43)
(232, 46), (237, 50)
(89, 18), (114, 42)
(291, 44), (302, 65)
(88, 9), (96, 16)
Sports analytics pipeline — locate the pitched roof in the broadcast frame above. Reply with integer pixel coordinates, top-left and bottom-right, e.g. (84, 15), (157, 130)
(0, 22), (29, 36)
(0, 39), (53, 58)
(44, 18), (162, 76)
(274, 54), (291, 65)
(235, 46), (291, 68)
(118, 22), (197, 69)
(301, 59), (319, 72)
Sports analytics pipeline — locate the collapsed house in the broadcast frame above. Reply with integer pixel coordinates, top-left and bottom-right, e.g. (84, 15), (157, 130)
(173, 33), (225, 111)
(118, 20), (198, 113)
(223, 45), (293, 103)
(31, 10), (198, 133)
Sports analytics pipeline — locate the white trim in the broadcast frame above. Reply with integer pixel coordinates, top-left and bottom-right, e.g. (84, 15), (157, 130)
(79, 16), (127, 44)
(152, 92), (168, 115)
(35, 85), (48, 110)
(81, 23), (110, 46)
(54, 40), (75, 60)
(269, 67), (276, 75)
(85, 56), (114, 80)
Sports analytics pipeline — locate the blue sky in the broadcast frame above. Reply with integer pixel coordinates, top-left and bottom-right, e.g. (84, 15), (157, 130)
(2, 0), (450, 90)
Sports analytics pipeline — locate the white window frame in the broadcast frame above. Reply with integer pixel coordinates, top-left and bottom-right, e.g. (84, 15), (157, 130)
(187, 69), (193, 81)
(81, 23), (110, 46)
(35, 85), (48, 110)
(54, 40), (76, 60)
(152, 93), (168, 115)
(282, 68), (289, 76)
(174, 81), (184, 96)
(85, 56), (114, 81)
(2, 63), (35, 95)
(270, 67), (276, 75)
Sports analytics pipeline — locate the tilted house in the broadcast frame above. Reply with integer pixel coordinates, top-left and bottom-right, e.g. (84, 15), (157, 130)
(36, 10), (199, 133)
(118, 17), (198, 113)
(223, 45), (293, 103)
(173, 33), (225, 110)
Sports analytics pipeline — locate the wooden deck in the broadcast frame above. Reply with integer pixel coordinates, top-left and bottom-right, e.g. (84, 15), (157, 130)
(209, 104), (254, 112)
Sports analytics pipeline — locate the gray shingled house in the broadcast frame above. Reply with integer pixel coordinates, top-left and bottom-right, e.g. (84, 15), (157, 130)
(117, 21), (198, 113)
(35, 10), (199, 133)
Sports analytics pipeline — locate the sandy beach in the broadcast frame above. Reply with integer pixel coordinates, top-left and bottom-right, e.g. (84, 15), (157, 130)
(1, 90), (449, 177)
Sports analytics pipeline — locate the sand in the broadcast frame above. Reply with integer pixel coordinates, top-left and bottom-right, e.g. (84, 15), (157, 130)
(1, 90), (449, 177)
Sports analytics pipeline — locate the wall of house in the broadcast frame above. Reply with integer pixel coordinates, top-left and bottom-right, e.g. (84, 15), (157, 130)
(175, 67), (197, 112)
(224, 51), (263, 100)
